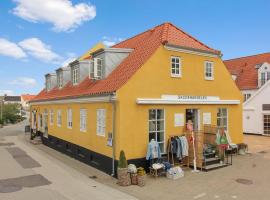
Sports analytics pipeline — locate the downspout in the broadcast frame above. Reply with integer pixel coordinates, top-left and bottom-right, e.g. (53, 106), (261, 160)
(110, 93), (117, 177)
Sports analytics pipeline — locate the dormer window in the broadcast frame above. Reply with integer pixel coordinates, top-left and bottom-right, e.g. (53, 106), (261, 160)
(90, 58), (103, 80)
(260, 72), (270, 86)
(46, 78), (51, 91)
(72, 66), (79, 85)
(57, 71), (63, 88)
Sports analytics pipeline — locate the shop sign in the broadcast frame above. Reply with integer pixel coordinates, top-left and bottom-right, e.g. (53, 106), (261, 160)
(161, 95), (220, 101)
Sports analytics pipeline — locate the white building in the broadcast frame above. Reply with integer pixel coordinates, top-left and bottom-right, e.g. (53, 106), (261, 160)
(224, 53), (270, 135)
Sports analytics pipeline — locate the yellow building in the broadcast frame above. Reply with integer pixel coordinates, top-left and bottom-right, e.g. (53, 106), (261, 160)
(30, 23), (243, 175)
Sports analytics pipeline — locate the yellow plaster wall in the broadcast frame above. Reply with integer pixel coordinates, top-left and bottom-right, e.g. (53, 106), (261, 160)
(31, 102), (113, 158)
(116, 46), (243, 160)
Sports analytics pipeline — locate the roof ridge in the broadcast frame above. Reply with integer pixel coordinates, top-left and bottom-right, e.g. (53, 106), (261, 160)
(224, 52), (270, 62)
(165, 22), (219, 53)
(161, 22), (170, 44)
(112, 23), (165, 48)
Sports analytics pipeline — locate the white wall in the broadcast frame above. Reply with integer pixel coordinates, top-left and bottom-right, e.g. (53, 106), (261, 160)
(243, 82), (270, 134)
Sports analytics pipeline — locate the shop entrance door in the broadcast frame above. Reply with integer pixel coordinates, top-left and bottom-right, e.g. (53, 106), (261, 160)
(186, 109), (200, 131)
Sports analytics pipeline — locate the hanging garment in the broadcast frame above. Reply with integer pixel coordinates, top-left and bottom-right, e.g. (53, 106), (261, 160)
(146, 139), (161, 160)
(180, 136), (189, 157)
(172, 138), (178, 154)
(176, 137), (182, 159)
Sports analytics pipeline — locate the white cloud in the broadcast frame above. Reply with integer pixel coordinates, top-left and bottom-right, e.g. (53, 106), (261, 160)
(9, 77), (37, 87)
(102, 36), (124, 47)
(0, 90), (14, 96)
(19, 38), (62, 63)
(12, 0), (96, 32)
(0, 38), (26, 59)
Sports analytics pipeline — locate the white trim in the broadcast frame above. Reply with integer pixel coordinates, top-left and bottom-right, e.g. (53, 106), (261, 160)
(30, 95), (115, 106)
(137, 98), (240, 105)
(165, 45), (220, 58)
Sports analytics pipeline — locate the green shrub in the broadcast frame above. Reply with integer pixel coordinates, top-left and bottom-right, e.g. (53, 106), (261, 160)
(2, 104), (21, 124)
(118, 150), (128, 168)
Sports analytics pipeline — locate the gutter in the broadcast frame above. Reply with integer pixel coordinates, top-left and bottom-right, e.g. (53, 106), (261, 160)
(110, 93), (117, 177)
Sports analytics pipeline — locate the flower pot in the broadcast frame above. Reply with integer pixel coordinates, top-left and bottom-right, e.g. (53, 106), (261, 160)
(137, 175), (146, 187)
(117, 168), (131, 186)
(130, 173), (138, 185)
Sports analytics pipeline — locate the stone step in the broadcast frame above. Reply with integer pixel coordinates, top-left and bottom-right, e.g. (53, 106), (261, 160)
(203, 163), (228, 171)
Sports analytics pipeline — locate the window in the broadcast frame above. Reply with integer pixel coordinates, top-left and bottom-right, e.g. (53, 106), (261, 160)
(264, 115), (270, 135)
(92, 58), (103, 79)
(149, 109), (165, 153)
(217, 108), (228, 131)
(205, 61), (214, 80)
(97, 109), (106, 136)
(57, 71), (63, 88)
(261, 72), (266, 86)
(244, 93), (251, 102)
(171, 56), (181, 77)
(46, 78), (51, 90)
(263, 104), (270, 111)
(80, 109), (87, 132)
(67, 109), (72, 129)
(72, 66), (79, 85)
(57, 110), (62, 127)
(50, 109), (54, 125)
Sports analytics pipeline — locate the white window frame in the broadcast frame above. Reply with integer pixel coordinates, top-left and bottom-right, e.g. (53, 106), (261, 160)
(217, 108), (228, 131)
(67, 108), (72, 129)
(80, 109), (87, 132)
(244, 93), (251, 102)
(93, 58), (103, 79)
(170, 56), (181, 78)
(204, 61), (214, 80)
(57, 110), (62, 127)
(148, 109), (165, 153)
(72, 66), (79, 85)
(97, 109), (106, 136)
(50, 109), (54, 125)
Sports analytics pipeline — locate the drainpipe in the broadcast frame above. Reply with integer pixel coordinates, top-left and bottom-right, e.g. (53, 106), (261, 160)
(110, 93), (117, 177)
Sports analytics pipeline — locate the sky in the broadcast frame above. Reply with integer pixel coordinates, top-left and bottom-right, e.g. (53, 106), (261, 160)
(0, 0), (270, 96)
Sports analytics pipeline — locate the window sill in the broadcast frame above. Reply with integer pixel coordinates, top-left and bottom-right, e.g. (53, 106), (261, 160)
(171, 74), (182, 78)
(80, 129), (87, 132)
(97, 133), (105, 137)
(205, 77), (214, 81)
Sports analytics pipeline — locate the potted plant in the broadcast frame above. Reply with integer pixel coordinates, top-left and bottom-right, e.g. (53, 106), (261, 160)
(117, 150), (130, 186)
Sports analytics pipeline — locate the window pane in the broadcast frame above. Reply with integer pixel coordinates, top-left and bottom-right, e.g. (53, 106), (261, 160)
(149, 110), (156, 120)
(157, 110), (164, 119)
(149, 121), (156, 132)
(149, 132), (156, 141)
(157, 120), (164, 131)
(157, 132), (164, 142)
(159, 143), (164, 153)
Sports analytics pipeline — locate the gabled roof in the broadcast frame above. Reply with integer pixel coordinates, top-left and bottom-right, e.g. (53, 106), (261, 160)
(21, 94), (36, 102)
(31, 22), (220, 102)
(4, 96), (21, 102)
(224, 52), (270, 90)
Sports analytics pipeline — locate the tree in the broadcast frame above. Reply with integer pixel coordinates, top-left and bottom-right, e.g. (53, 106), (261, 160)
(2, 104), (21, 124)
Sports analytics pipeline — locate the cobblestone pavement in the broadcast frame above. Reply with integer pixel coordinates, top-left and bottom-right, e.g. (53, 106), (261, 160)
(0, 121), (137, 200)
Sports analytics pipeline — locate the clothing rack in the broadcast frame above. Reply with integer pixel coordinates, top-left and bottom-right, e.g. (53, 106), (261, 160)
(167, 133), (190, 168)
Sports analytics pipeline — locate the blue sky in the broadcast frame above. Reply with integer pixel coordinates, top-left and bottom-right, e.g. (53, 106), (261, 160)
(0, 0), (270, 96)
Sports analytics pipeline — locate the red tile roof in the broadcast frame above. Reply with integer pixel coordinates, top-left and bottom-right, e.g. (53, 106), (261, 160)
(31, 22), (220, 102)
(224, 52), (270, 90)
(21, 94), (36, 102)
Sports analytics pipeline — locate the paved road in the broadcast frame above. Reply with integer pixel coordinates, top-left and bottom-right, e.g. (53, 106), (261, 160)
(0, 121), (137, 200)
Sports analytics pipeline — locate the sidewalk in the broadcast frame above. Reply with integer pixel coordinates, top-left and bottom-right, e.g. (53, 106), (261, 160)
(0, 129), (137, 200)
